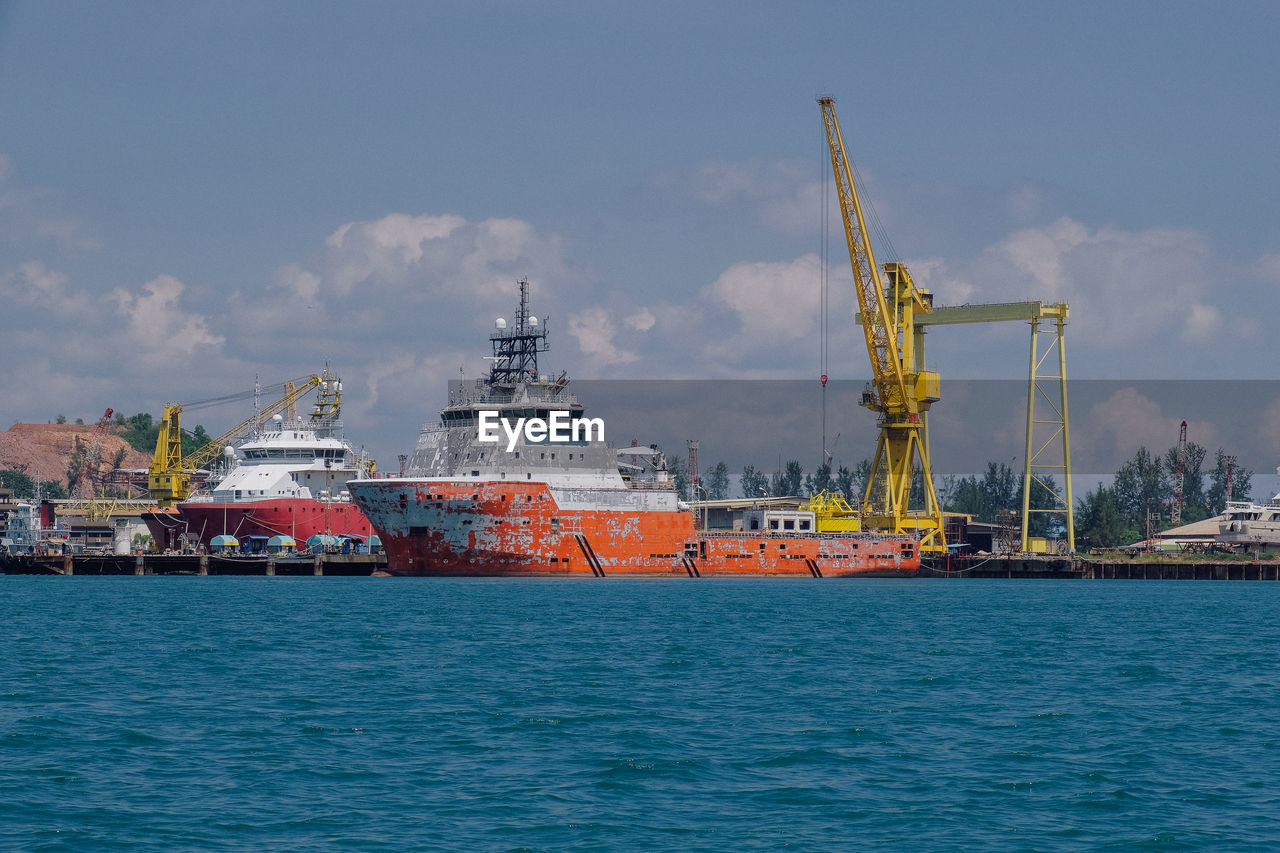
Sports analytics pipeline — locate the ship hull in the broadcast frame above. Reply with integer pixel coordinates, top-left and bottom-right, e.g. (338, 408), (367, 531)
(350, 479), (919, 577)
(144, 499), (373, 550)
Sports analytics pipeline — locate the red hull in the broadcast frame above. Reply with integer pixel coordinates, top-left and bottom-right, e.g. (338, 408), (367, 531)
(352, 479), (919, 577)
(143, 499), (373, 550)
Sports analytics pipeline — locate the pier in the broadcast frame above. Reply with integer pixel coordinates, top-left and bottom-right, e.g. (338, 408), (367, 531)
(2, 552), (386, 577)
(927, 554), (1280, 580)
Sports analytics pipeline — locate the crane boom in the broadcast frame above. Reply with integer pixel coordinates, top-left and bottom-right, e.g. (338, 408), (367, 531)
(819, 98), (909, 414)
(148, 371), (337, 507)
(819, 97), (945, 551)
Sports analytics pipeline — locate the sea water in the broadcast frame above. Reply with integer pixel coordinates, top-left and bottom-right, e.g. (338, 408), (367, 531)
(2, 577), (1278, 851)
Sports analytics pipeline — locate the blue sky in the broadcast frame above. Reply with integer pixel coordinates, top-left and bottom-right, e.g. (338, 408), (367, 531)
(2, 1), (1279, 472)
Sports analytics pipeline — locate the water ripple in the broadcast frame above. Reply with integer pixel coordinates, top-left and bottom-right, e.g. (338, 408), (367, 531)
(2, 577), (1279, 850)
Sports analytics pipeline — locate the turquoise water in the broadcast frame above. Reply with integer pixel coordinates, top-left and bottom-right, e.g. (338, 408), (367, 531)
(3, 577), (1279, 851)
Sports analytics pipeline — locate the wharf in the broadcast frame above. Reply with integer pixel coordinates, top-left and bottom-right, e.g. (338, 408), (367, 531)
(926, 554), (1280, 580)
(1, 552), (386, 577)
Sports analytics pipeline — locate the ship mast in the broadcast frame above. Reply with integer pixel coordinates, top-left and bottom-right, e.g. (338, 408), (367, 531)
(488, 278), (549, 387)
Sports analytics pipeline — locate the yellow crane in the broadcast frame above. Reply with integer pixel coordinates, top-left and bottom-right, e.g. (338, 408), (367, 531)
(148, 368), (345, 507)
(819, 97), (946, 551)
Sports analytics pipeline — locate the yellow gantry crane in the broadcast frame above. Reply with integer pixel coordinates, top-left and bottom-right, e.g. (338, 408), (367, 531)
(819, 97), (946, 552)
(148, 368), (345, 507)
(913, 301), (1074, 553)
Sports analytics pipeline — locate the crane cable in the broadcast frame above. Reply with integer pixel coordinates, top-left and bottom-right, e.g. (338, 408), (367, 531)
(819, 126), (829, 469)
(177, 376), (313, 412)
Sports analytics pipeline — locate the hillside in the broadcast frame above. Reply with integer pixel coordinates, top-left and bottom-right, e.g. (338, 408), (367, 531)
(0, 423), (154, 489)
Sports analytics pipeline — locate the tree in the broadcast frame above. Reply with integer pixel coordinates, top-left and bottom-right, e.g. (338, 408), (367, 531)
(770, 461), (803, 497)
(120, 412), (157, 453)
(65, 452), (84, 492)
(852, 459), (872, 501)
(669, 454), (689, 498)
(1163, 441), (1209, 524)
(944, 462), (1020, 523)
(834, 465), (857, 503)
(1112, 447), (1168, 532)
(0, 470), (36, 497)
(1024, 474), (1064, 538)
(180, 423), (212, 457)
(804, 463), (832, 496)
(740, 465), (768, 499)
(705, 461), (729, 500)
(1075, 484), (1130, 550)
(55, 414), (67, 424)
(41, 480), (69, 499)
(1206, 449), (1253, 515)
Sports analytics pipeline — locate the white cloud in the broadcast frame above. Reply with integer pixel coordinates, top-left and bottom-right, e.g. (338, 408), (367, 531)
(1181, 303), (1222, 344)
(315, 212), (569, 303)
(111, 275), (224, 366)
(706, 254), (823, 340)
(930, 217), (1223, 351)
(1077, 386), (1218, 473)
(567, 306), (637, 366)
(0, 260), (70, 305)
(625, 307), (656, 332)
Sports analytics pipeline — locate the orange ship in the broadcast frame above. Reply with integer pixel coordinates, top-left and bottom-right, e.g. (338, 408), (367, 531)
(348, 280), (920, 577)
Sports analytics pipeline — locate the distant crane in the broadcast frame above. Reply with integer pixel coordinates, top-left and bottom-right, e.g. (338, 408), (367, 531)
(819, 97), (945, 551)
(73, 407), (114, 499)
(1171, 420), (1188, 528)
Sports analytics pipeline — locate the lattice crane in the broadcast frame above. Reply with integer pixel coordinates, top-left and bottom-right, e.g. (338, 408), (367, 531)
(819, 97), (946, 551)
(73, 407), (115, 499)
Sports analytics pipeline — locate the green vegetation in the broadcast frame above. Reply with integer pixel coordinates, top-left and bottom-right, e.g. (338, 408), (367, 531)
(704, 462), (729, 500)
(1074, 443), (1250, 550)
(113, 412), (212, 457)
(941, 462), (1062, 538)
(0, 469), (68, 499)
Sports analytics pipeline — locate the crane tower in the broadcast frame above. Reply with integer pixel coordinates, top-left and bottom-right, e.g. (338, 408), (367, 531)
(819, 97), (946, 552)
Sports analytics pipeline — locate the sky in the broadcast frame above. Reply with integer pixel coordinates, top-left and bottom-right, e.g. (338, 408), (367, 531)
(2, 0), (1279, 481)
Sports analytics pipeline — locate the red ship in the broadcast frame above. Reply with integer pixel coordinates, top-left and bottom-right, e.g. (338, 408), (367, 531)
(144, 372), (376, 552)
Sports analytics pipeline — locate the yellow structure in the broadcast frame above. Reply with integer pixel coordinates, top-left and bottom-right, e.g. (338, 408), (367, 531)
(909, 301), (1074, 553)
(800, 490), (862, 532)
(147, 369), (344, 507)
(819, 97), (946, 552)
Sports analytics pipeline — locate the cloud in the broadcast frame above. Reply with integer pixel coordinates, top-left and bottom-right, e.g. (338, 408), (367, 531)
(567, 306), (638, 366)
(1076, 386), (1218, 474)
(315, 212), (570, 304)
(625, 307), (656, 332)
(924, 217), (1226, 350)
(0, 260), (70, 306)
(705, 254), (823, 341)
(111, 275), (225, 367)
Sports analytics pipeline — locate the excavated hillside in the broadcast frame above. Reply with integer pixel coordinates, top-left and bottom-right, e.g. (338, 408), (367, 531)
(0, 423), (154, 488)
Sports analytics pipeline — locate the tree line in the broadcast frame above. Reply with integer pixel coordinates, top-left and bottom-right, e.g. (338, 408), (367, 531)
(670, 437), (1253, 550)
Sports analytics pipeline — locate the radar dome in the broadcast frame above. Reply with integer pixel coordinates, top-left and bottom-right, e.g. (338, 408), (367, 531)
(529, 316), (539, 327)
(495, 318), (507, 330)
(224, 446), (236, 458)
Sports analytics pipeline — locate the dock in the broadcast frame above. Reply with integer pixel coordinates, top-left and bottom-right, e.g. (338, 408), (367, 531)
(2, 552), (386, 576)
(926, 554), (1280, 580)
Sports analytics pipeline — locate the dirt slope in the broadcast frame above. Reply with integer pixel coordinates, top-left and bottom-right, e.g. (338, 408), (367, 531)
(0, 423), (154, 487)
